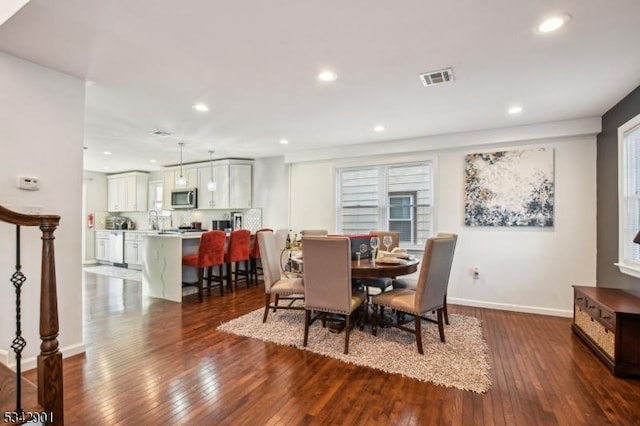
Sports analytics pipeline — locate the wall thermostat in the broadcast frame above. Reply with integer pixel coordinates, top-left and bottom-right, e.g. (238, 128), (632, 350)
(18, 176), (40, 191)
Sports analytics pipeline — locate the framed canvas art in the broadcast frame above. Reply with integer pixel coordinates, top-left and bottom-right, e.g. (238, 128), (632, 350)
(464, 148), (554, 227)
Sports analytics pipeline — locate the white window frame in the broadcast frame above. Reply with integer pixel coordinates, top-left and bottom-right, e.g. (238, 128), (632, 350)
(336, 160), (434, 250)
(388, 193), (415, 244)
(617, 113), (640, 278)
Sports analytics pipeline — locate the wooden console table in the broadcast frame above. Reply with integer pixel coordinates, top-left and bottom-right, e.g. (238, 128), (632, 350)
(572, 285), (640, 376)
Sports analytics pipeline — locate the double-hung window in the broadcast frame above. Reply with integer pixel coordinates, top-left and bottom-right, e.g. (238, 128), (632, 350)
(618, 113), (640, 278)
(337, 161), (434, 249)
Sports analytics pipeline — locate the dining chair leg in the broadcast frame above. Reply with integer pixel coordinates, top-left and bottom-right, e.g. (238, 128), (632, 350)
(415, 315), (423, 354)
(197, 267), (204, 303)
(437, 308), (446, 343)
(372, 304), (378, 336)
(443, 293), (449, 325)
(303, 310), (311, 347)
(218, 265), (224, 296)
(226, 262), (233, 292)
(263, 293), (271, 323)
(344, 314), (351, 354)
(273, 294), (280, 312)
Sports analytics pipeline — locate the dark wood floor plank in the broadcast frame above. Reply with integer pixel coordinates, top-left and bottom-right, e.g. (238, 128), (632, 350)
(19, 272), (640, 425)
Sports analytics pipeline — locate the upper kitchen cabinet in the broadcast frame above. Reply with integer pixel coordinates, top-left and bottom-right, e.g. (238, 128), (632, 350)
(196, 160), (252, 209)
(107, 172), (149, 212)
(229, 164), (252, 208)
(197, 164), (230, 209)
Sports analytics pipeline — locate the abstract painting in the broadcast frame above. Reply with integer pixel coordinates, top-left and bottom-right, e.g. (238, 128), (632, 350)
(464, 148), (554, 227)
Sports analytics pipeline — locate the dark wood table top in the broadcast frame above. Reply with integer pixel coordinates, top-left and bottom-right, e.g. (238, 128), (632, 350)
(351, 257), (419, 279)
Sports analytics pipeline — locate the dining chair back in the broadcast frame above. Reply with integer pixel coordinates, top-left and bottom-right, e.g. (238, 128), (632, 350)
(181, 230), (226, 301)
(250, 228), (273, 283)
(225, 229), (251, 291)
(258, 231), (305, 322)
(302, 236), (366, 354)
(414, 237), (456, 314)
(300, 229), (328, 237)
(392, 232), (458, 324)
(372, 235), (456, 354)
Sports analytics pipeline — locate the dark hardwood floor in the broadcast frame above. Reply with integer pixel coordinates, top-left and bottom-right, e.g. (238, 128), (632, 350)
(25, 272), (640, 425)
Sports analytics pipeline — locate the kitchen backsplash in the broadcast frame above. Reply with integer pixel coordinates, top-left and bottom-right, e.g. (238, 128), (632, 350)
(103, 208), (263, 232)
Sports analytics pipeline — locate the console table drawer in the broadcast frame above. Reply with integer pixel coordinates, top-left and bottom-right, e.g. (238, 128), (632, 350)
(599, 306), (616, 330)
(574, 305), (615, 359)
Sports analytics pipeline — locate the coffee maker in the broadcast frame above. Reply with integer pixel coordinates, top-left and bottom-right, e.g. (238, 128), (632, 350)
(231, 212), (243, 230)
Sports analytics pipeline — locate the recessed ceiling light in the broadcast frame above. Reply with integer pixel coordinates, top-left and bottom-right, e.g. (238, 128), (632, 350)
(150, 159), (157, 163)
(374, 125), (385, 132)
(192, 103), (209, 112)
(537, 14), (571, 33)
(280, 139), (289, 145)
(103, 166), (109, 170)
(103, 151), (112, 155)
(508, 106), (523, 115)
(317, 70), (338, 82)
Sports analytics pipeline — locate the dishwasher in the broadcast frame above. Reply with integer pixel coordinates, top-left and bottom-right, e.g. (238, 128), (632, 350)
(108, 231), (125, 265)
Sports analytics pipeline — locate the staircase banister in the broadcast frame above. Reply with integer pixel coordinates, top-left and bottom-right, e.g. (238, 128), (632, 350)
(0, 204), (60, 227)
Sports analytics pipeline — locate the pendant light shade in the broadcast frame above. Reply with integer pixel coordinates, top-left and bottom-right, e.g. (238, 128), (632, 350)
(176, 142), (187, 187)
(207, 150), (216, 191)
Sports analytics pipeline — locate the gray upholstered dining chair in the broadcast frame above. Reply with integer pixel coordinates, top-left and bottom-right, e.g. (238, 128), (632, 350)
(302, 236), (366, 354)
(258, 231), (305, 323)
(392, 233), (458, 324)
(372, 234), (456, 354)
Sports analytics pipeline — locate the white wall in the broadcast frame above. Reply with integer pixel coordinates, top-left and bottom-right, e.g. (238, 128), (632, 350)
(83, 171), (108, 262)
(0, 52), (86, 367)
(438, 136), (596, 316)
(283, 128), (597, 317)
(253, 156), (289, 231)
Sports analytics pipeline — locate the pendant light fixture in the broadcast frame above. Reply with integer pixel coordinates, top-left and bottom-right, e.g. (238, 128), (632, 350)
(207, 150), (216, 191)
(176, 142), (187, 187)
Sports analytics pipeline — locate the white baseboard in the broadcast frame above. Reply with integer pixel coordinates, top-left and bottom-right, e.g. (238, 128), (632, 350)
(1, 342), (86, 371)
(448, 297), (573, 318)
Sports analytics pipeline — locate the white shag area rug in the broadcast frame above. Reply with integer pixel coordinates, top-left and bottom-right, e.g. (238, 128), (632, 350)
(218, 307), (492, 393)
(83, 265), (142, 282)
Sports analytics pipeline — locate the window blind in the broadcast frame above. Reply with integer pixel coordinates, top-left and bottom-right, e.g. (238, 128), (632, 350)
(338, 162), (434, 248)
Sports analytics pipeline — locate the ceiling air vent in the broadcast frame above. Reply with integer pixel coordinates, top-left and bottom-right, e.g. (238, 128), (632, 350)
(149, 130), (172, 137)
(419, 67), (455, 87)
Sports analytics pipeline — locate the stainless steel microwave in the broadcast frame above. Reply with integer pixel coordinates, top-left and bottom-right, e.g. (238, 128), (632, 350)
(170, 187), (197, 209)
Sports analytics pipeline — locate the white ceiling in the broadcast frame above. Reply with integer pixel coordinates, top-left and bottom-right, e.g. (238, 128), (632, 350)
(1, 0), (639, 173)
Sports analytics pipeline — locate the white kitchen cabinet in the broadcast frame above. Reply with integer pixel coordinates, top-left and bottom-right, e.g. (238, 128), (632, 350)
(229, 164), (252, 209)
(124, 232), (144, 269)
(95, 231), (111, 263)
(107, 172), (149, 212)
(162, 171), (175, 209)
(194, 161), (251, 209)
(174, 168), (198, 189)
(197, 164), (230, 209)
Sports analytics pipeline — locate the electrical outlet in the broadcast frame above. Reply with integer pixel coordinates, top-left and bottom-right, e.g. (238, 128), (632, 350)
(472, 267), (480, 279)
(24, 205), (44, 215)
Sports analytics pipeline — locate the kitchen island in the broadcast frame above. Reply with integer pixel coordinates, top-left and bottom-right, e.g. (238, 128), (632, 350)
(142, 231), (204, 302)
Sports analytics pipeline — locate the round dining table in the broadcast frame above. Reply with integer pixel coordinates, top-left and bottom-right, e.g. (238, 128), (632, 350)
(350, 257), (419, 279)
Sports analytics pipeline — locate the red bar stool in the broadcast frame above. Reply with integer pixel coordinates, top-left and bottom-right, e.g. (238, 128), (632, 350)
(225, 229), (251, 291)
(182, 230), (226, 302)
(250, 228), (273, 284)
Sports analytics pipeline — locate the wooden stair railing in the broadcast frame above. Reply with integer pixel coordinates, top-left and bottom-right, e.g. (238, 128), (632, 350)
(0, 205), (63, 425)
